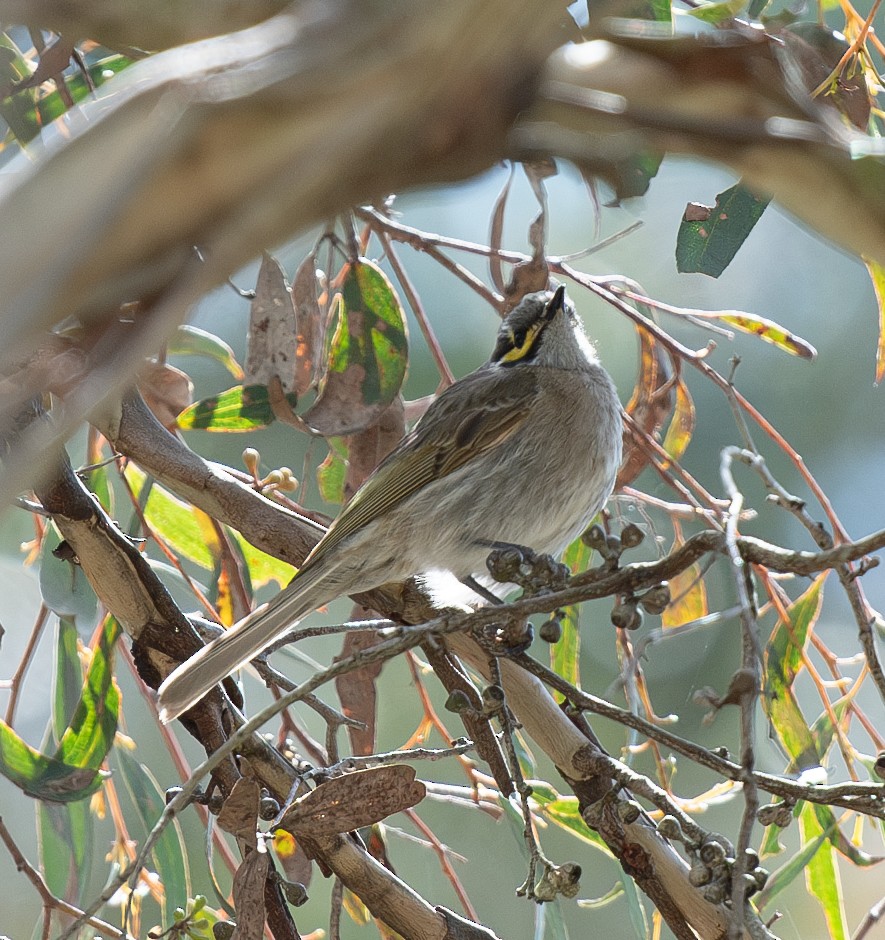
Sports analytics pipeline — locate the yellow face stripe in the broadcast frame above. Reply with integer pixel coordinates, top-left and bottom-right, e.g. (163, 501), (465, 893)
(500, 322), (542, 363)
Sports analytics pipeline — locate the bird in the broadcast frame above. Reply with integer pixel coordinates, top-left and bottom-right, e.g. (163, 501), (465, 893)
(158, 284), (623, 722)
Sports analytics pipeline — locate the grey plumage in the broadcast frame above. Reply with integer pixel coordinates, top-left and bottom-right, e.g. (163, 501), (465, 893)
(157, 286), (622, 722)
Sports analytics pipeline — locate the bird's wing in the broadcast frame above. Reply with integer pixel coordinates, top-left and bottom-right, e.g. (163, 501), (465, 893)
(303, 366), (539, 567)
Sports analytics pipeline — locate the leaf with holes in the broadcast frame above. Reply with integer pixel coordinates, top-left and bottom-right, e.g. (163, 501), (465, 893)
(303, 260), (408, 436)
(177, 384), (298, 431)
(676, 183), (770, 277)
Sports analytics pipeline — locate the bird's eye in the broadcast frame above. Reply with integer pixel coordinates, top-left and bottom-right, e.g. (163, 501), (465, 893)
(511, 328), (527, 350)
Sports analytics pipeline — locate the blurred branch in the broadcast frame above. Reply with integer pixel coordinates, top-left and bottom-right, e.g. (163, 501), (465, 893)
(518, 27), (885, 266)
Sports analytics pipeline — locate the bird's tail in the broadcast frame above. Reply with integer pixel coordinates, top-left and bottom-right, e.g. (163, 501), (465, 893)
(157, 564), (331, 723)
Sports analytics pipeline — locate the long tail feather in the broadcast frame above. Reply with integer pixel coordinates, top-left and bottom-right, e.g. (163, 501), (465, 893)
(157, 566), (330, 723)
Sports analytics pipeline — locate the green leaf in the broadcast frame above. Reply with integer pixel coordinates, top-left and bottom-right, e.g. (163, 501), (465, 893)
(717, 312), (817, 358)
(230, 529), (296, 589)
(115, 746), (191, 926)
(54, 617), (83, 740)
(676, 183), (771, 277)
(35, 54), (133, 124)
(577, 882), (624, 909)
(0, 719), (103, 802)
(762, 576), (825, 770)
(317, 441), (348, 505)
(0, 33), (38, 143)
(39, 524), (99, 628)
(540, 797), (614, 855)
(687, 0), (747, 23)
(813, 803), (883, 866)
(37, 799), (94, 905)
(553, 536), (591, 692)
(303, 259), (408, 436)
(864, 258), (885, 384)
(126, 464), (216, 570)
(611, 150), (664, 200)
(799, 802), (848, 940)
(54, 616), (120, 772)
(758, 806), (829, 908)
(169, 324), (244, 379)
(177, 384), (297, 431)
(619, 871), (650, 940)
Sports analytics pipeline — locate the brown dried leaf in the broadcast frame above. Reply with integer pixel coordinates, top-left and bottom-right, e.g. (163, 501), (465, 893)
(343, 396), (405, 501)
(336, 613), (383, 758)
(616, 329), (673, 488)
(217, 777), (260, 847)
(291, 250), (326, 396)
(245, 253), (298, 393)
(488, 165), (514, 294)
(139, 361), (193, 430)
(279, 765), (425, 837)
(231, 850), (269, 940)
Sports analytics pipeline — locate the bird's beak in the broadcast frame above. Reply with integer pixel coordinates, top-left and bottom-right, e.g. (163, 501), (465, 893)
(543, 284), (567, 321)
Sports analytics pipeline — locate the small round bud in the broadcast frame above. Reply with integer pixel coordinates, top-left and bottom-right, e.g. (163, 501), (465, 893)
(741, 872), (759, 896)
(689, 863), (712, 887)
(620, 523), (645, 549)
(874, 751), (885, 781)
(444, 690), (472, 713)
(213, 922), (236, 940)
(581, 524), (606, 550)
(281, 881), (309, 906)
(242, 448), (260, 476)
(638, 583), (671, 615)
(617, 800), (642, 824)
(481, 684), (505, 713)
(656, 815), (684, 841)
(757, 801), (793, 828)
(611, 600), (643, 631)
(165, 786), (184, 805)
(259, 796), (280, 820)
(703, 883), (728, 904)
(699, 837), (728, 865)
(742, 848), (760, 871)
(486, 548), (523, 583)
(753, 867), (770, 890)
(539, 617), (562, 643)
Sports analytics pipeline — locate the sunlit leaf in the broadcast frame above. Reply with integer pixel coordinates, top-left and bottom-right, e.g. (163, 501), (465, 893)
(553, 536), (591, 691)
(763, 577), (825, 770)
(126, 465), (217, 569)
(661, 376), (694, 462)
(0, 33), (38, 143)
(35, 54), (133, 124)
(168, 324), (244, 379)
(620, 871), (650, 940)
(245, 253), (298, 392)
(687, 0), (747, 23)
(676, 183), (771, 277)
(115, 745), (191, 926)
(317, 442), (348, 505)
(231, 530), (296, 589)
(303, 259), (408, 436)
(661, 561), (708, 628)
(715, 312), (816, 358)
(577, 882), (624, 909)
(799, 803), (848, 940)
(177, 384), (297, 431)
(541, 797), (614, 854)
(864, 258), (885, 384)
(54, 616), (121, 772)
(617, 329), (673, 488)
(0, 719), (103, 802)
